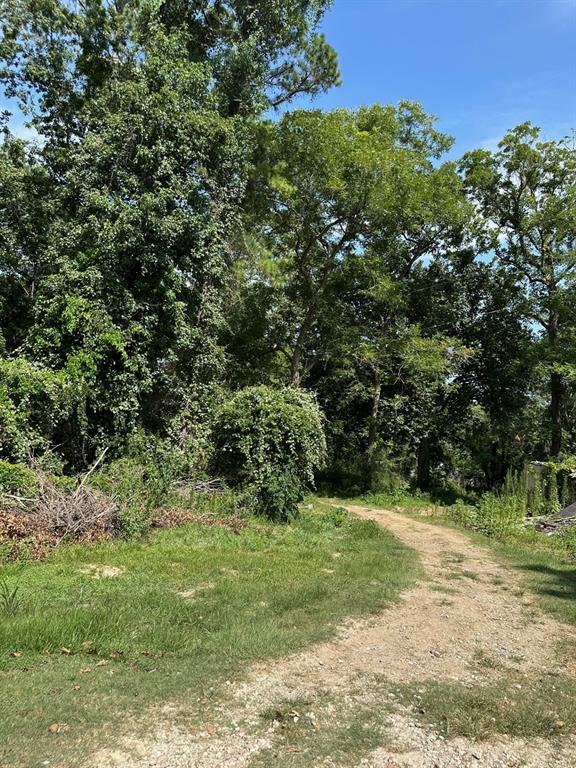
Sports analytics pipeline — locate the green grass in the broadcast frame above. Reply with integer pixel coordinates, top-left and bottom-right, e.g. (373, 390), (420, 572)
(323, 671), (576, 745)
(486, 537), (576, 626)
(401, 674), (576, 739)
(0, 502), (421, 767)
(246, 668), (576, 765)
(250, 691), (389, 768)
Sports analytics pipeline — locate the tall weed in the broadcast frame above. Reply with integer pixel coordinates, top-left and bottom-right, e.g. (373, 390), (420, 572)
(0, 576), (21, 615)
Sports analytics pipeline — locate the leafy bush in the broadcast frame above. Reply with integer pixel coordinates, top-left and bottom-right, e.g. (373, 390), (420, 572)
(446, 470), (527, 537)
(474, 491), (526, 537)
(0, 358), (69, 461)
(0, 460), (38, 497)
(213, 386), (326, 521)
(91, 457), (157, 537)
(448, 499), (478, 528)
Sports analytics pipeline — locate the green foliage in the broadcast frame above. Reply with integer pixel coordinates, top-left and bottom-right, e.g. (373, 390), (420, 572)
(462, 124), (576, 457)
(184, 487), (241, 518)
(444, 494), (524, 538)
(244, 465), (304, 522)
(0, 460), (38, 497)
(0, 0), (338, 469)
(560, 471), (573, 508)
(440, 469), (528, 537)
(448, 499), (478, 529)
(528, 468), (544, 517)
(545, 466), (561, 516)
(113, 502), (150, 540)
(92, 436), (183, 536)
(0, 0), (573, 513)
(0, 358), (69, 461)
(214, 387), (326, 520)
(473, 491), (526, 537)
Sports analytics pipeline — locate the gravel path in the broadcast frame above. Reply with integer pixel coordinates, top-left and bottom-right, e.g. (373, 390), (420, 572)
(89, 504), (576, 768)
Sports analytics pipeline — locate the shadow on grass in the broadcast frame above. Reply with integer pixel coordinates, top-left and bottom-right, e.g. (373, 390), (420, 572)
(516, 562), (576, 601)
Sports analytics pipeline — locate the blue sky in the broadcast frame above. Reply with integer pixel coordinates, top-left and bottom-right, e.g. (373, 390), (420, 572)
(2, 0), (574, 154)
(297, 0), (576, 157)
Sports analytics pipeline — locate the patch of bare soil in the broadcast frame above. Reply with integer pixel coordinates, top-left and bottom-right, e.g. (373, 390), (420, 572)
(88, 505), (576, 768)
(79, 564), (126, 578)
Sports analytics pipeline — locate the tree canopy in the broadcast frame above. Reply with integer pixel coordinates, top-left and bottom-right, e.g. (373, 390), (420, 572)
(0, 0), (574, 499)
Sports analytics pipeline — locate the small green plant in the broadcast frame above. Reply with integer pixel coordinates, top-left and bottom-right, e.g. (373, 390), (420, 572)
(115, 503), (152, 538)
(448, 499), (477, 528)
(0, 576), (21, 615)
(92, 436), (184, 537)
(528, 468), (544, 517)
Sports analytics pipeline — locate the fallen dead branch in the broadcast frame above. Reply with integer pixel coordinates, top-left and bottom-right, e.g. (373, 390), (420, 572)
(0, 454), (118, 559)
(75, 447), (109, 495)
(33, 475), (117, 542)
(172, 478), (226, 496)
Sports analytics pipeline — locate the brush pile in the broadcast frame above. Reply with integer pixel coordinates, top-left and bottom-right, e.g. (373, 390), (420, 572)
(0, 473), (117, 560)
(0, 451), (118, 560)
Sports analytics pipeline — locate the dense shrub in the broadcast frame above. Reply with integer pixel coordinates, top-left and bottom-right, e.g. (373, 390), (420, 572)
(474, 491), (526, 536)
(213, 386), (326, 521)
(0, 359), (69, 461)
(0, 460), (38, 497)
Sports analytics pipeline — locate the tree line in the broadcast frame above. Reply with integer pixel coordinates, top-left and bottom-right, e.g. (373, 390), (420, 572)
(0, 0), (574, 497)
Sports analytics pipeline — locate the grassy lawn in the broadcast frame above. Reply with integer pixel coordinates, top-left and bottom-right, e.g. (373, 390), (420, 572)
(487, 538), (576, 627)
(245, 668), (576, 766)
(0, 502), (420, 767)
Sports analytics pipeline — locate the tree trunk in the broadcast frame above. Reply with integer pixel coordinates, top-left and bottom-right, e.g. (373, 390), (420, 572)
(548, 309), (563, 457)
(550, 370), (563, 457)
(289, 343), (303, 387)
(417, 436), (431, 491)
(289, 302), (318, 387)
(364, 373), (382, 490)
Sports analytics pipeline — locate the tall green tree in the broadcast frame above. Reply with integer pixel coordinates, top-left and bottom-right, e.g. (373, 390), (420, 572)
(461, 125), (576, 457)
(244, 102), (465, 388)
(405, 258), (535, 487)
(0, 0), (337, 464)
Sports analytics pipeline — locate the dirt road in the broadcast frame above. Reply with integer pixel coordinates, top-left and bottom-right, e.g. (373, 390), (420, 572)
(92, 505), (576, 768)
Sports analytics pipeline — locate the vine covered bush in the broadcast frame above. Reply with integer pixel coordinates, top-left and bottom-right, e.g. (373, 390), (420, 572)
(213, 386), (326, 521)
(0, 359), (70, 462)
